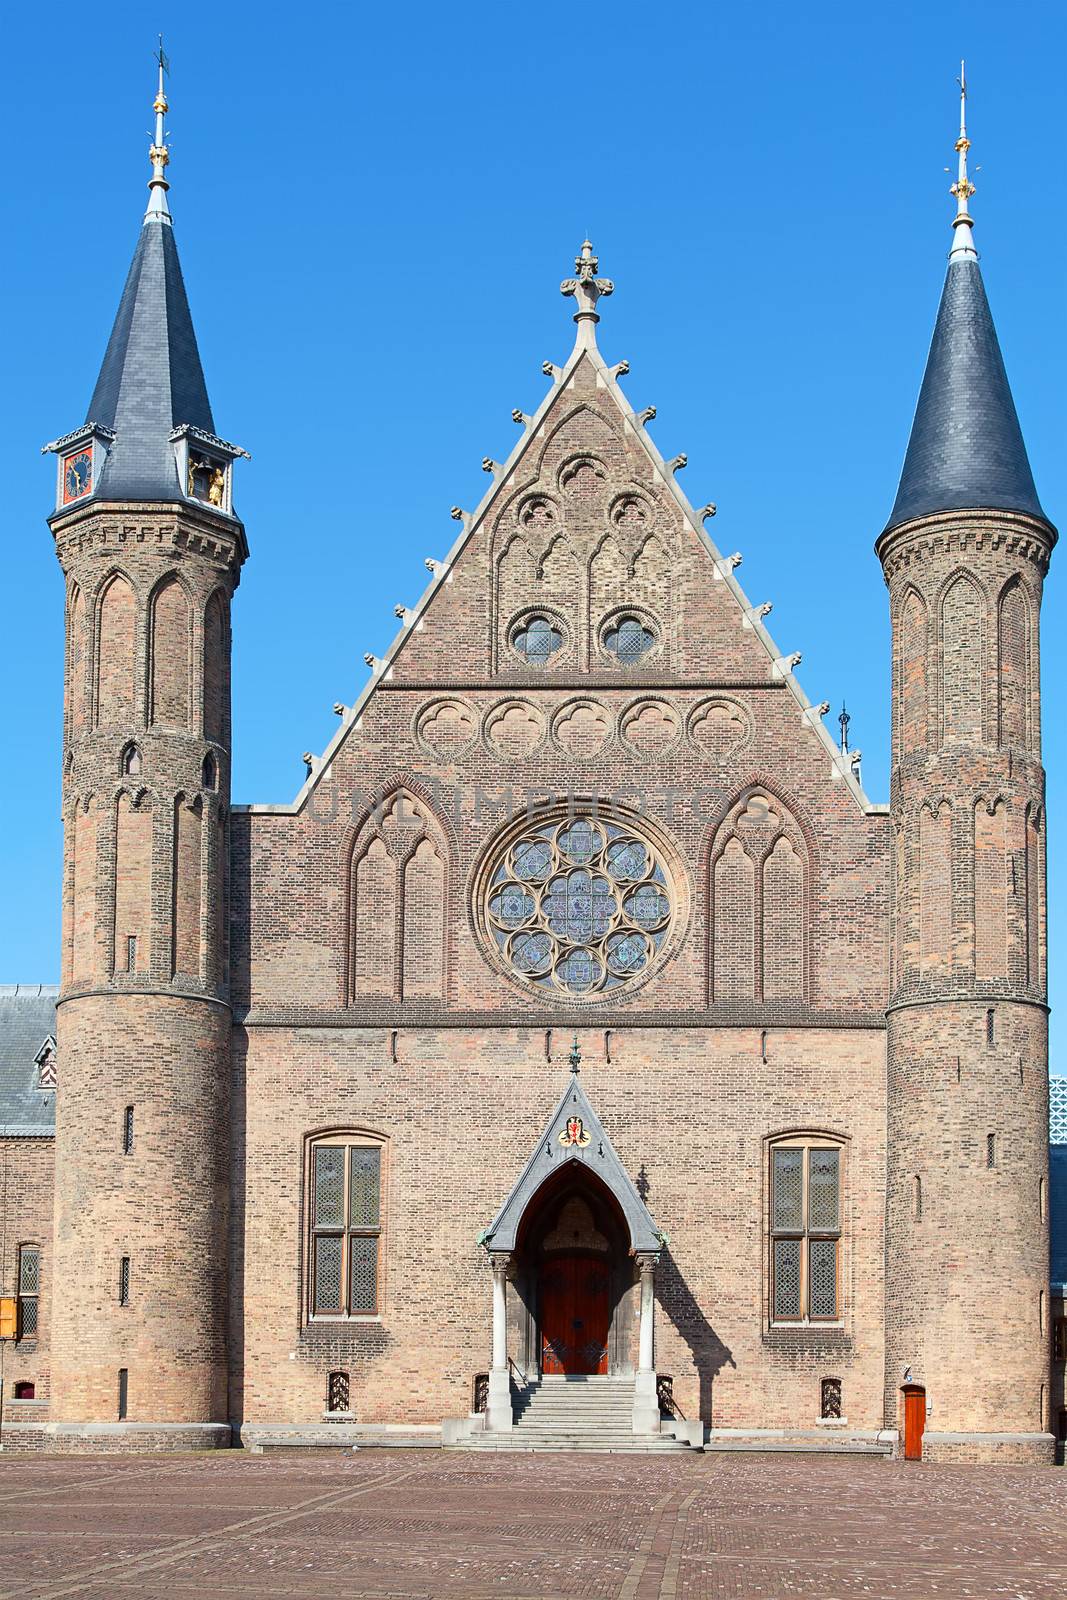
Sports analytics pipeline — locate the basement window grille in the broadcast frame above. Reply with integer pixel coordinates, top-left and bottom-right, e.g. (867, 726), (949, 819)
(326, 1370), (350, 1414)
(821, 1377), (843, 1419)
(118, 1368), (128, 1421)
(473, 1373), (489, 1413)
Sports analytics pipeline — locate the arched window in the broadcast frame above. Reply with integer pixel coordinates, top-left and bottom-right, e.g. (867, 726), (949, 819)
(308, 1135), (384, 1318)
(17, 1244), (40, 1339)
(201, 751), (218, 791)
(769, 1138), (843, 1323)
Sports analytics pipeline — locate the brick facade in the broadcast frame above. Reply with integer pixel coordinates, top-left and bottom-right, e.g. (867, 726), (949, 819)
(5, 162), (1056, 1460)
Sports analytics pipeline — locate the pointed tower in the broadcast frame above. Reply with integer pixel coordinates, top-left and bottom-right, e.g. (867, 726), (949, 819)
(877, 69), (1055, 1463)
(43, 51), (247, 1446)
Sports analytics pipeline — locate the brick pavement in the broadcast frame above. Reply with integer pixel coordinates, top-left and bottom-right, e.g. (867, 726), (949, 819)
(0, 1450), (1062, 1599)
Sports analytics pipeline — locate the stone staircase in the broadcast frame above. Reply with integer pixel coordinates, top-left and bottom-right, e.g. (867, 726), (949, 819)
(458, 1375), (698, 1453)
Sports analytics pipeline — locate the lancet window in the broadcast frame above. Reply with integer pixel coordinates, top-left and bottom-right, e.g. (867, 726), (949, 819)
(769, 1140), (842, 1324)
(308, 1138), (384, 1318)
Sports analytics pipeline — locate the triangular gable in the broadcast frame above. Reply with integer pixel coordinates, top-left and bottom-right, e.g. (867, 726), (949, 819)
(483, 1071), (662, 1256)
(33, 1035), (57, 1091)
(237, 251), (877, 818)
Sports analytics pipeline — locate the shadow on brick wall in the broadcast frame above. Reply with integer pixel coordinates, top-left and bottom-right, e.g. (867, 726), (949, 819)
(657, 1245), (736, 1425)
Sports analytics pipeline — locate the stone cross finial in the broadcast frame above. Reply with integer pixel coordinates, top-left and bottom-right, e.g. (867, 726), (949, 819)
(561, 240), (614, 348)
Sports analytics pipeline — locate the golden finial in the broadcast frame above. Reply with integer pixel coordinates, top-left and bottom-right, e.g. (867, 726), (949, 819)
(146, 36), (172, 222)
(948, 60), (977, 261)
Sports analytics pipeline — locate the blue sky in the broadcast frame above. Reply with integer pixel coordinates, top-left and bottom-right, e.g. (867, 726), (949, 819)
(2, 1), (1065, 1060)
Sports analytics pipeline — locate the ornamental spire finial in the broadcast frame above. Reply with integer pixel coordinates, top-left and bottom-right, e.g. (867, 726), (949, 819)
(948, 60), (977, 263)
(561, 240), (614, 350)
(145, 35), (172, 224)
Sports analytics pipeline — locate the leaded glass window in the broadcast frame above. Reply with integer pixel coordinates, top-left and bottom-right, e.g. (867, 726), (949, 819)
(510, 613), (563, 665)
(310, 1143), (382, 1317)
(770, 1144), (841, 1323)
(483, 813), (675, 997)
(601, 612), (658, 664)
(17, 1245), (40, 1339)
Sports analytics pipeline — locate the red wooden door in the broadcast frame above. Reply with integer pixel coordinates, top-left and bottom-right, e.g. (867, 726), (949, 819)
(903, 1386), (926, 1461)
(540, 1255), (610, 1374)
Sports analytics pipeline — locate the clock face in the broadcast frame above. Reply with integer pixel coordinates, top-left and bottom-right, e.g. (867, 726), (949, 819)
(62, 448), (93, 504)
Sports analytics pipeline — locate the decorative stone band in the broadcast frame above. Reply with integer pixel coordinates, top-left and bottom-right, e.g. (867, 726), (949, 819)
(876, 508), (1056, 584)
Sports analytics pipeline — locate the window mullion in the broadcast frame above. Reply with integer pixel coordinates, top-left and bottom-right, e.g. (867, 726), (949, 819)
(341, 1146), (351, 1316)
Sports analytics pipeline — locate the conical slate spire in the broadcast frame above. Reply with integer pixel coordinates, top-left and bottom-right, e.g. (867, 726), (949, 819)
(85, 49), (216, 503)
(884, 69), (1047, 534)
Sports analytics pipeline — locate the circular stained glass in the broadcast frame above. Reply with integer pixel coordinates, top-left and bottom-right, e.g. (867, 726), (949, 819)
(483, 814), (676, 996)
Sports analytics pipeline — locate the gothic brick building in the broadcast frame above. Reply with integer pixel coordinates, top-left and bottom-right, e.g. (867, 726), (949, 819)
(1, 67), (1063, 1461)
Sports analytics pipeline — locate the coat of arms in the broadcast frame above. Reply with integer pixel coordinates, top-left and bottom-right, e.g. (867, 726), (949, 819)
(558, 1115), (591, 1148)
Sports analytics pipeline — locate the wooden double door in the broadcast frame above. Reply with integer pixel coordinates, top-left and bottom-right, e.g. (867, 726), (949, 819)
(540, 1253), (610, 1375)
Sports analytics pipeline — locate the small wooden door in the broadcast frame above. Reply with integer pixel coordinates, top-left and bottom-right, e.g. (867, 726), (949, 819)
(903, 1385), (926, 1461)
(540, 1255), (610, 1375)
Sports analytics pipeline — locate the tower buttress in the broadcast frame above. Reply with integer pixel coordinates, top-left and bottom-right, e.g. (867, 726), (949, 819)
(44, 49), (247, 1445)
(878, 68), (1055, 1463)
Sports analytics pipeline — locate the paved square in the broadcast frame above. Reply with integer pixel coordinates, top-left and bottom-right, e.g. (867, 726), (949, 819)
(0, 1450), (1063, 1599)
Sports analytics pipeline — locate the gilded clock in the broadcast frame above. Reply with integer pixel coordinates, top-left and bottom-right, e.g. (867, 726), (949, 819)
(62, 448), (93, 503)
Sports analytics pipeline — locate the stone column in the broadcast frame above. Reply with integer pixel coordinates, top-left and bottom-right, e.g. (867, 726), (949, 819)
(632, 1253), (660, 1434)
(486, 1253), (513, 1432)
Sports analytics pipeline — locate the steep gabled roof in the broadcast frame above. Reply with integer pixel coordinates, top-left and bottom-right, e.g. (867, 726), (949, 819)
(483, 1067), (662, 1255)
(239, 241), (879, 819)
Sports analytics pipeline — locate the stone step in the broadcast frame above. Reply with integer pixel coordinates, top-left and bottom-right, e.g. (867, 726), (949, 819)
(462, 1438), (691, 1452)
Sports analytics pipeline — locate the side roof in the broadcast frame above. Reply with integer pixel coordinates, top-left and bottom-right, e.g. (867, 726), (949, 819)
(0, 985), (57, 1136)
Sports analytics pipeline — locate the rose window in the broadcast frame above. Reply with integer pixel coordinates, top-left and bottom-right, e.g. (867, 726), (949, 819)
(484, 815), (674, 996)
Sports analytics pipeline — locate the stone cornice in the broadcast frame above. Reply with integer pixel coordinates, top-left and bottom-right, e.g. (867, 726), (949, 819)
(875, 507), (1055, 584)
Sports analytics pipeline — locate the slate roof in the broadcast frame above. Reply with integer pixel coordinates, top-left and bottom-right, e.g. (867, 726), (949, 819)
(884, 257), (1049, 535)
(0, 986), (57, 1136)
(82, 215), (215, 503)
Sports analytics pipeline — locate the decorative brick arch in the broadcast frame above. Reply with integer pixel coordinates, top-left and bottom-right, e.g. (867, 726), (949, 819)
(146, 571), (194, 730)
(342, 782), (453, 1005)
(996, 575), (1033, 752)
(936, 567), (987, 747)
(92, 569), (138, 729)
(706, 782), (814, 1006)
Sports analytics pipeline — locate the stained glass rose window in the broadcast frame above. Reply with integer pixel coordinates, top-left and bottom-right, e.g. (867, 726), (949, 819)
(483, 813), (675, 996)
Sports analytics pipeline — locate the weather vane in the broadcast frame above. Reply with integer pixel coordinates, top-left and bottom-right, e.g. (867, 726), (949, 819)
(156, 34), (170, 77)
(568, 1034), (581, 1074)
(838, 703), (851, 754)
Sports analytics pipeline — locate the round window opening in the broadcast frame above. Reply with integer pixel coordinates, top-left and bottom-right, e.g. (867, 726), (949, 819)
(510, 612), (564, 666)
(483, 814), (676, 997)
(601, 611), (658, 664)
